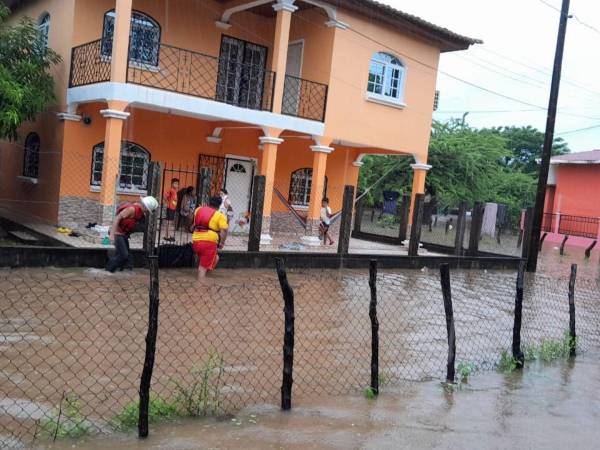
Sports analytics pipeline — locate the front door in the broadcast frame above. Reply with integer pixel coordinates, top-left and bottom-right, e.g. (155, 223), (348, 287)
(282, 41), (304, 115)
(217, 36), (268, 110)
(224, 158), (254, 233)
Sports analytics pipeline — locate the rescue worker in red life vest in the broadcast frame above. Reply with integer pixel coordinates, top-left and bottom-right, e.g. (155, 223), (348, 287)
(191, 196), (229, 281)
(106, 196), (159, 273)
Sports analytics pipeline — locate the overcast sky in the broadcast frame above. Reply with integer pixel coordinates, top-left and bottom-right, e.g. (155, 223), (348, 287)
(383, 0), (600, 152)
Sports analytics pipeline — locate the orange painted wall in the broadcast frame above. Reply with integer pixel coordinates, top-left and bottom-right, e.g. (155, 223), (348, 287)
(324, 8), (440, 160)
(551, 165), (600, 217)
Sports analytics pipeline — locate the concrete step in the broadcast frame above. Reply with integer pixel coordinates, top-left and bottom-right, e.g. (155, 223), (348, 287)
(7, 231), (39, 244)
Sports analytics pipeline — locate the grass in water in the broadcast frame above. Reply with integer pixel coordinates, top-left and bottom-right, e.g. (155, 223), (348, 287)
(363, 387), (377, 399)
(112, 395), (178, 431)
(500, 331), (577, 373)
(40, 395), (92, 439)
(498, 350), (518, 373)
(456, 361), (476, 382)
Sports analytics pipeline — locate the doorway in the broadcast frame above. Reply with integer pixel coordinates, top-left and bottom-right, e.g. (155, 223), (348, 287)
(224, 157), (255, 232)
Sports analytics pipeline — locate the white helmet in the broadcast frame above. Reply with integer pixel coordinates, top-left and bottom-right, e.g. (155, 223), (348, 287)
(141, 196), (159, 212)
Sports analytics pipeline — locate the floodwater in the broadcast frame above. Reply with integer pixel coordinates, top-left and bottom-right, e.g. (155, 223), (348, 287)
(1, 246), (599, 448)
(41, 353), (600, 449)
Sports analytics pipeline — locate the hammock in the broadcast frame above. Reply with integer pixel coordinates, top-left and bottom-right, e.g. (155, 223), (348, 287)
(273, 188), (307, 229)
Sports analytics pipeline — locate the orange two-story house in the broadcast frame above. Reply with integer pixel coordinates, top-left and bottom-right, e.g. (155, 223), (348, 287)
(0, 0), (478, 245)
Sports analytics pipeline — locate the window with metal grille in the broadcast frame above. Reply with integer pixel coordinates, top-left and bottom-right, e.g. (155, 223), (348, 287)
(91, 142), (150, 192)
(22, 133), (40, 179)
(101, 10), (161, 66)
(288, 168), (327, 207)
(367, 52), (406, 105)
(37, 13), (50, 49)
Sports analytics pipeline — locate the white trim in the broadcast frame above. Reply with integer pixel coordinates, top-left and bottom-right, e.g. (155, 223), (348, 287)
(206, 136), (222, 144)
(551, 160), (600, 165)
(366, 92), (406, 109)
(291, 204), (309, 211)
(410, 163), (432, 171)
(260, 233), (273, 245)
(301, 235), (322, 246)
(352, 161), (364, 167)
(325, 19), (349, 29)
(273, 0), (298, 13)
(68, 82), (325, 136)
(259, 136), (284, 145)
(310, 145), (334, 154)
(215, 21), (232, 30)
(100, 109), (130, 120)
(220, 0), (274, 24)
(17, 176), (39, 185)
(56, 113), (81, 122)
(90, 185), (147, 196)
(225, 154), (258, 164)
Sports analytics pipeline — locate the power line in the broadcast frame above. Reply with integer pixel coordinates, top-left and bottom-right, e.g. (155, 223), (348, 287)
(555, 124), (600, 136)
(537, 0), (600, 36)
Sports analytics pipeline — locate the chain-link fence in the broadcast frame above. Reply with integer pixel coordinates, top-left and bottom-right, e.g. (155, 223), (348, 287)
(1, 265), (599, 447)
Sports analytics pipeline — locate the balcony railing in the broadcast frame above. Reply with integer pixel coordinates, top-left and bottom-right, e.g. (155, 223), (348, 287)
(69, 40), (328, 121)
(282, 75), (328, 122)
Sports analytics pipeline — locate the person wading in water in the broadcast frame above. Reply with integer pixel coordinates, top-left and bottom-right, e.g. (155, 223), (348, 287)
(106, 196), (159, 272)
(191, 196), (229, 281)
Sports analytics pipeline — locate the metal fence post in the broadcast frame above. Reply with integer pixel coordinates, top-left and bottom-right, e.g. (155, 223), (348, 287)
(275, 258), (295, 410)
(440, 264), (455, 383)
(398, 194), (410, 243)
(138, 162), (162, 438)
(568, 263), (577, 357)
(337, 185), (354, 255)
(512, 261), (525, 368)
(248, 175), (266, 252)
(454, 201), (467, 256)
(408, 193), (425, 256)
(368, 260), (379, 395)
(467, 202), (484, 257)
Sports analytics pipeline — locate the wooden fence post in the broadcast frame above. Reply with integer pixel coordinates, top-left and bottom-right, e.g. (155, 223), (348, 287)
(454, 201), (467, 257)
(408, 193), (425, 256)
(398, 194), (410, 243)
(138, 163), (161, 438)
(248, 175), (266, 252)
(568, 263), (577, 357)
(368, 260), (379, 395)
(467, 202), (484, 257)
(338, 185), (354, 255)
(512, 261), (526, 368)
(275, 258), (295, 410)
(521, 207), (534, 260)
(353, 196), (364, 234)
(440, 264), (455, 383)
(143, 162), (162, 255)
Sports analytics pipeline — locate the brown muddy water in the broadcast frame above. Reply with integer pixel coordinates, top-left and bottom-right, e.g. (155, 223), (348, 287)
(1, 247), (599, 448)
(41, 352), (600, 449)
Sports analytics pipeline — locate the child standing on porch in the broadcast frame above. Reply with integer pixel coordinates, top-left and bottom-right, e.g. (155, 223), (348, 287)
(163, 178), (179, 242)
(320, 197), (334, 246)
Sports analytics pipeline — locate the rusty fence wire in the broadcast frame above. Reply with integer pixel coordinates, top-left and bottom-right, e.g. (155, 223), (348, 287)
(1, 266), (599, 447)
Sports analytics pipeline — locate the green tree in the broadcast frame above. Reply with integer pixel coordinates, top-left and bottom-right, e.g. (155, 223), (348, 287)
(488, 125), (569, 173)
(0, 5), (60, 140)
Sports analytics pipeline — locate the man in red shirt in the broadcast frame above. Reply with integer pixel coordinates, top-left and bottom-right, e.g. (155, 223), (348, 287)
(163, 178), (179, 242)
(192, 196), (229, 281)
(106, 196), (159, 272)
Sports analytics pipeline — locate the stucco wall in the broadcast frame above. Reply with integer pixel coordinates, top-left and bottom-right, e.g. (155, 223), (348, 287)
(552, 165), (600, 217)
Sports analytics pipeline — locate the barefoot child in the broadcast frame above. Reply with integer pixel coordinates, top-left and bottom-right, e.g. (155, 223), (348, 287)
(320, 197), (334, 245)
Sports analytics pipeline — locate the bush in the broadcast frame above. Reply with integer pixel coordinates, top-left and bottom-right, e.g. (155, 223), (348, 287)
(112, 395), (179, 431)
(40, 395), (92, 439)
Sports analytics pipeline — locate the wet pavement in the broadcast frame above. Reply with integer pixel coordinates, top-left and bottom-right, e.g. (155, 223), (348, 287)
(41, 352), (600, 449)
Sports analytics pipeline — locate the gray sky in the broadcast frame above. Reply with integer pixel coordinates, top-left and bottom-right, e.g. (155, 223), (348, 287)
(383, 0), (600, 152)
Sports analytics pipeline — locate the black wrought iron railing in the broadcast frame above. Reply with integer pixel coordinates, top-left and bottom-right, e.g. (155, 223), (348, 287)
(69, 40), (275, 112)
(542, 212), (556, 233)
(558, 214), (600, 239)
(69, 39), (111, 87)
(282, 75), (328, 122)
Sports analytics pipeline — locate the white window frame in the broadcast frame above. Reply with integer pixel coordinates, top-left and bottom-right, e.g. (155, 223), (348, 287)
(90, 142), (150, 195)
(37, 13), (50, 49)
(289, 168), (328, 209)
(366, 52), (407, 108)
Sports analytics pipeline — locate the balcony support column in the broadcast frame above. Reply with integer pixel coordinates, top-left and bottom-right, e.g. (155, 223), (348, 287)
(409, 163), (432, 222)
(303, 138), (334, 246)
(259, 130), (284, 244)
(271, 0), (297, 113)
(110, 0), (133, 83)
(99, 101), (130, 225)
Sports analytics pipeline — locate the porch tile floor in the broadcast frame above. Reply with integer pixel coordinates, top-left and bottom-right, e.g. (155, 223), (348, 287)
(0, 207), (435, 256)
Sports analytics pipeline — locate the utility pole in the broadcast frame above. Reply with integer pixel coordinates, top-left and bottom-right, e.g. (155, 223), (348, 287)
(527, 0), (571, 272)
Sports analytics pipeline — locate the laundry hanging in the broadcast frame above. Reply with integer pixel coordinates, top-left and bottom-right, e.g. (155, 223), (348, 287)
(481, 202), (498, 237)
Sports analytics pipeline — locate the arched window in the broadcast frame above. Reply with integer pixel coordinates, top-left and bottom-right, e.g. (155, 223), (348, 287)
(101, 10), (161, 66)
(367, 52), (406, 105)
(37, 13), (50, 48)
(22, 133), (40, 179)
(229, 163), (247, 173)
(289, 168), (328, 207)
(91, 142), (151, 191)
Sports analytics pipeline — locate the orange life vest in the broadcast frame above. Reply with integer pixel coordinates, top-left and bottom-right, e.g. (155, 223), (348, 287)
(117, 203), (144, 236)
(194, 206), (218, 232)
